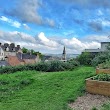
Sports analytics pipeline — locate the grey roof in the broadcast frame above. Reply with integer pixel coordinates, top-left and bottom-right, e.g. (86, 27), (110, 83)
(84, 49), (102, 53)
(101, 42), (110, 44)
(0, 61), (9, 66)
(1, 43), (20, 52)
(17, 53), (37, 61)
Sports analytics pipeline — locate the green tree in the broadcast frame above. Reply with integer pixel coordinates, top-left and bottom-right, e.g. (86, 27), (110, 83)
(77, 52), (94, 65)
(22, 47), (28, 53)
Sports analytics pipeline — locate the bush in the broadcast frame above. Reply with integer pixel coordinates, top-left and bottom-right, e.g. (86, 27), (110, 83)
(91, 52), (109, 67)
(76, 52), (95, 66)
(97, 60), (110, 69)
(92, 43), (110, 67)
(0, 60), (80, 74)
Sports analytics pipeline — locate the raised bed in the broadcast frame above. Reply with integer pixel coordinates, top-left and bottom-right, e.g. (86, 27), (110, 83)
(96, 68), (110, 74)
(86, 77), (110, 96)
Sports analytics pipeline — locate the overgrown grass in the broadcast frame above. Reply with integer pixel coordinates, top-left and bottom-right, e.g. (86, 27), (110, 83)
(0, 66), (95, 110)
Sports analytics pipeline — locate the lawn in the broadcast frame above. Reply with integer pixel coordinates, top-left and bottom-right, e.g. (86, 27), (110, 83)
(0, 66), (95, 110)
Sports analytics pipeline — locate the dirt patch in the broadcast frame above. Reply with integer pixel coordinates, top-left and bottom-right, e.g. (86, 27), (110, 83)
(69, 93), (110, 110)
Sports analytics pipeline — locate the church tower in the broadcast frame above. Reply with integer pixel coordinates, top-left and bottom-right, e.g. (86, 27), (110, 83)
(62, 46), (66, 61)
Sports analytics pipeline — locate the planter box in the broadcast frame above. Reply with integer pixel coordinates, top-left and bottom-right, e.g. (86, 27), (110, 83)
(86, 78), (110, 96)
(96, 68), (110, 74)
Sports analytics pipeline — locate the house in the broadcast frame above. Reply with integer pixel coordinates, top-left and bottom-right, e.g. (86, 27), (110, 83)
(7, 53), (40, 66)
(84, 42), (110, 54)
(0, 43), (22, 60)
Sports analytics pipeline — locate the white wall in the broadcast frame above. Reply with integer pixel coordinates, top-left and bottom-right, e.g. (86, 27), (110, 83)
(0, 47), (5, 60)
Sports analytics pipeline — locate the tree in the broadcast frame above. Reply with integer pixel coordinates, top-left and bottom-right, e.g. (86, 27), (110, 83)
(77, 52), (94, 65)
(22, 47), (28, 53)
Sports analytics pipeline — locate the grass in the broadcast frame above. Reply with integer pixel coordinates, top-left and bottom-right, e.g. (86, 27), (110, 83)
(0, 66), (96, 110)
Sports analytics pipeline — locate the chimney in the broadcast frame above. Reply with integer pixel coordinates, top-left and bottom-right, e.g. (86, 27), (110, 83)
(4, 43), (9, 47)
(10, 43), (15, 48)
(17, 45), (20, 48)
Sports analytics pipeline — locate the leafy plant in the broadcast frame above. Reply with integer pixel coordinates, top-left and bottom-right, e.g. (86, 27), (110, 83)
(91, 74), (110, 81)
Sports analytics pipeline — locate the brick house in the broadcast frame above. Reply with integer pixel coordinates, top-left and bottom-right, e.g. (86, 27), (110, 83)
(7, 53), (40, 66)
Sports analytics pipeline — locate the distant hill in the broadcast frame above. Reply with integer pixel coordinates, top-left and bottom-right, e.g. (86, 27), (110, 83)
(44, 54), (79, 60)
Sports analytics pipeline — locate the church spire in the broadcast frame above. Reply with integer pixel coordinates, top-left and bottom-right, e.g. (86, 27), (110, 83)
(63, 46), (66, 55)
(62, 46), (66, 61)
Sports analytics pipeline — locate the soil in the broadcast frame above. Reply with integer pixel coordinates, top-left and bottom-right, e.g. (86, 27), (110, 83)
(69, 93), (110, 110)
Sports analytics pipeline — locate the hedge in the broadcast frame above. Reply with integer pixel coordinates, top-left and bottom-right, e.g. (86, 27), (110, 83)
(0, 60), (80, 74)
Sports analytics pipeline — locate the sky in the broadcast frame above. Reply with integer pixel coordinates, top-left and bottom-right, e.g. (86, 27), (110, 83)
(0, 0), (110, 54)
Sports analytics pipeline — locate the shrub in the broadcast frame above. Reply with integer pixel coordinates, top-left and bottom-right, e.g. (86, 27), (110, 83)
(91, 74), (110, 81)
(91, 52), (109, 67)
(0, 60), (80, 74)
(48, 60), (65, 72)
(92, 43), (110, 67)
(98, 60), (110, 69)
(76, 52), (95, 66)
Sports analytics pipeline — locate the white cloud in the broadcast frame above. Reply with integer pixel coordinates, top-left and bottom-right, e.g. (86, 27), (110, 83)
(0, 16), (9, 22)
(6, 0), (55, 27)
(0, 16), (21, 28)
(61, 37), (100, 51)
(0, 30), (109, 54)
(23, 24), (30, 30)
(37, 32), (59, 48)
(11, 21), (21, 28)
(102, 20), (110, 27)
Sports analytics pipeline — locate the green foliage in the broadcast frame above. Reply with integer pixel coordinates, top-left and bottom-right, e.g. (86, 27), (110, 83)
(22, 47), (28, 53)
(0, 67), (95, 110)
(98, 60), (110, 69)
(77, 52), (95, 65)
(22, 47), (43, 58)
(91, 52), (109, 67)
(92, 43), (110, 67)
(101, 102), (110, 110)
(92, 74), (110, 81)
(0, 60), (80, 74)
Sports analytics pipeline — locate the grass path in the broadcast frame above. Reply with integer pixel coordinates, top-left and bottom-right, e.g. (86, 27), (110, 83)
(0, 66), (95, 110)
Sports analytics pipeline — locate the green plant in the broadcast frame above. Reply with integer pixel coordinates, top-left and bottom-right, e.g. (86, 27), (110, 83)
(98, 60), (110, 69)
(0, 60), (80, 74)
(77, 52), (95, 66)
(91, 74), (110, 81)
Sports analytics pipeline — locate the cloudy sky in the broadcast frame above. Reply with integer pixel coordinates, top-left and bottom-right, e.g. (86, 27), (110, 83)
(0, 0), (110, 54)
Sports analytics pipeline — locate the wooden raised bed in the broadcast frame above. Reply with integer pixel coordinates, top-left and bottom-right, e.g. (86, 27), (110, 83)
(96, 68), (110, 74)
(86, 78), (110, 96)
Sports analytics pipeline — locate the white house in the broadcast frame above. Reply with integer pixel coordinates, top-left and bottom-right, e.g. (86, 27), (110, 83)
(0, 43), (22, 60)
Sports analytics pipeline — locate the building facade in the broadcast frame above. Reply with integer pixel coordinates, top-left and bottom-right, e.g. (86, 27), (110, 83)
(84, 42), (110, 54)
(0, 43), (22, 60)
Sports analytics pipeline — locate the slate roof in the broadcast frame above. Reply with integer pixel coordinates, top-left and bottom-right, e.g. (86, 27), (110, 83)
(0, 61), (10, 66)
(17, 53), (37, 61)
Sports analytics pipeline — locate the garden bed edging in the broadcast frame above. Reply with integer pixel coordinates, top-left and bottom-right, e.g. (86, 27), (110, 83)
(86, 77), (110, 96)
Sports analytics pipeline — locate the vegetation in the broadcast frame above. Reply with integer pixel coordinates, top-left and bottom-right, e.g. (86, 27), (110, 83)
(0, 60), (80, 74)
(92, 43), (110, 67)
(91, 74), (110, 81)
(101, 102), (110, 110)
(97, 60), (110, 69)
(76, 52), (95, 66)
(22, 47), (43, 59)
(0, 67), (95, 110)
